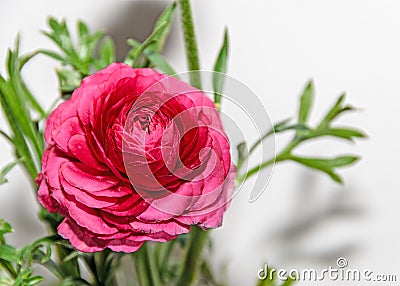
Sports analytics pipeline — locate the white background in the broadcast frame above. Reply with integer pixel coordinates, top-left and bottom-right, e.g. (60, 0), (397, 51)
(0, 1), (399, 285)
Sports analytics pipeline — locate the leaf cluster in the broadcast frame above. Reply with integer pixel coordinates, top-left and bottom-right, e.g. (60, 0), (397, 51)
(41, 18), (116, 98)
(237, 81), (366, 183)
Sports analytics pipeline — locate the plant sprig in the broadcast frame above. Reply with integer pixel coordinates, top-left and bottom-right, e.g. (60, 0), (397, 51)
(125, 2), (176, 71)
(40, 17), (117, 98)
(237, 81), (366, 183)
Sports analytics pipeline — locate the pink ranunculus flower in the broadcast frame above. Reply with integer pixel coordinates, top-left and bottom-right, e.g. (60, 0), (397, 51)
(37, 63), (235, 252)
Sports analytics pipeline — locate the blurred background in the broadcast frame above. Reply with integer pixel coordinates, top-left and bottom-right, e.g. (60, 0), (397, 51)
(0, 0), (399, 285)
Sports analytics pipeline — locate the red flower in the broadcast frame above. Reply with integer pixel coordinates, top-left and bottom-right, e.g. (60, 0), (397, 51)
(37, 63), (235, 252)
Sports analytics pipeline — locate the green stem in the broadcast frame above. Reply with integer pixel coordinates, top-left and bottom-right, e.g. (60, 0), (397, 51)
(177, 226), (209, 286)
(144, 244), (162, 286)
(178, 0), (202, 89)
(134, 243), (161, 286)
(158, 240), (175, 275)
(133, 251), (150, 286)
(238, 137), (302, 182)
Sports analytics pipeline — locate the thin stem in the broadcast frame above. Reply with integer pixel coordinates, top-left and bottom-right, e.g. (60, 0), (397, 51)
(144, 244), (162, 286)
(133, 243), (161, 286)
(178, 0), (202, 89)
(177, 226), (209, 286)
(238, 137), (302, 182)
(158, 240), (175, 275)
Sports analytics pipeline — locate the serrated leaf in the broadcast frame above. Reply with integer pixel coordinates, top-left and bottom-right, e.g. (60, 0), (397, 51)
(298, 80), (314, 125)
(213, 28), (229, 107)
(0, 244), (19, 263)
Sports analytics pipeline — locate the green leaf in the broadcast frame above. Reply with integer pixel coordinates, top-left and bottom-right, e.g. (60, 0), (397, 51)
(127, 39), (177, 75)
(146, 50), (177, 75)
(19, 235), (60, 267)
(288, 155), (360, 183)
(32, 249), (65, 279)
(313, 127), (366, 141)
(0, 277), (14, 285)
(240, 82), (365, 186)
(148, 2), (177, 53)
(25, 276), (44, 286)
(44, 18), (75, 58)
(125, 21), (168, 67)
(0, 219), (12, 244)
(125, 3), (176, 69)
(48, 18), (61, 33)
(298, 80), (314, 125)
(5, 43), (45, 119)
(0, 220), (13, 236)
(318, 94), (355, 129)
(247, 119), (309, 156)
(213, 28), (229, 108)
(62, 251), (81, 263)
(43, 17), (105, 75)
(14, 268), (34, 286)
(56, 68), (82, 98)
(236, 141), (248, 171)
(77, 30), (103, 73)
(0, 77), (38, 178)
(78, 21), (89, 39)
(0, 159), (23, 185)
(237, 142), (248, 161)
(3, 46), (44, 159)
(38, 50), (65, 62)
(0, 245), (19, 263)
(97, 36), (116, 69)
(58, 277), (91, 286)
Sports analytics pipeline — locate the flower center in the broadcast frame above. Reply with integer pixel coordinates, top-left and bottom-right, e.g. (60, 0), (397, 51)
(135, 111), (151, 133)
